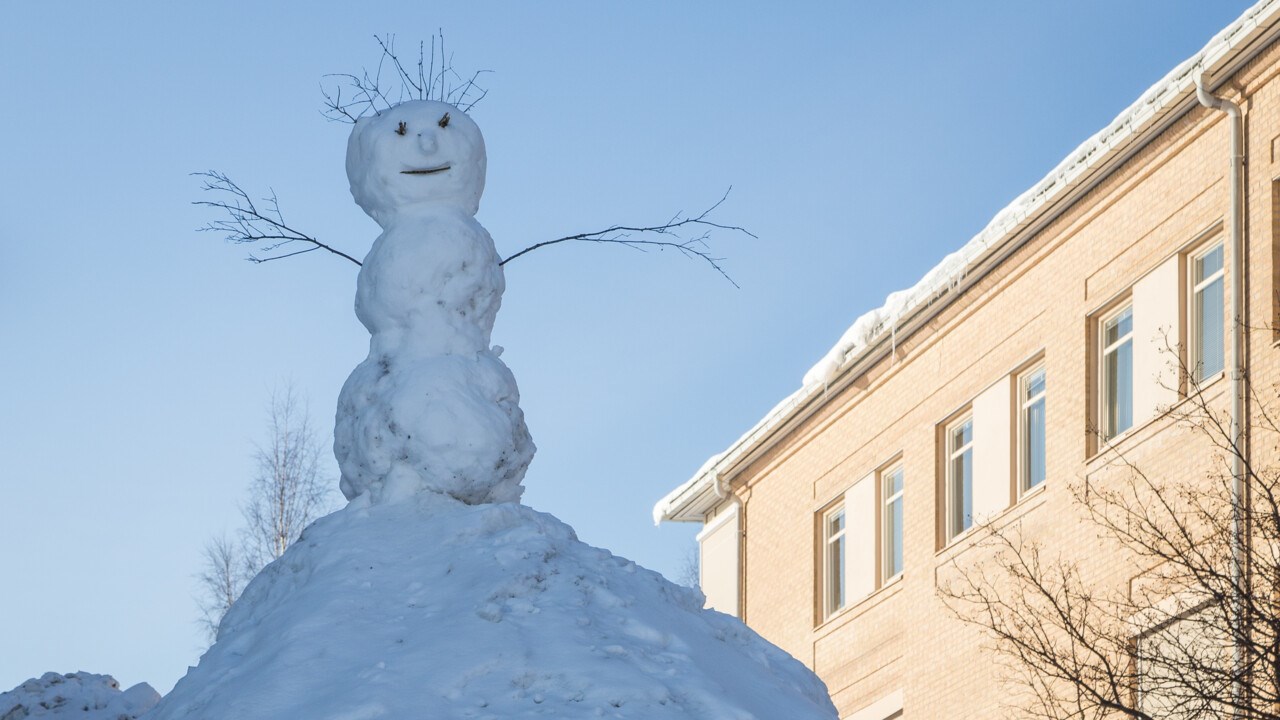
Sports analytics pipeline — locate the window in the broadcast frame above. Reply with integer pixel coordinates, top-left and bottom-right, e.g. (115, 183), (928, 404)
(1101, 305), (1134, 438)
(946, 415), (974, 541)
(1190, 243), (1225, 382)
(882, 464), (904, 581)
(823, 505), (846, 617)
(1019, 365), (1046, 493)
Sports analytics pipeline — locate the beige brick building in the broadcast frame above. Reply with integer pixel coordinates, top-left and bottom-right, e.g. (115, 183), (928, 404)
(655, 3), (1280, 718)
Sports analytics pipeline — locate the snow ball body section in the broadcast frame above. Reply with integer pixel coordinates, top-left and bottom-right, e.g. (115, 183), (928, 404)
(1, 672), (159, 719)
(148, 494), (837, 719)
(335, 100), (534, 505)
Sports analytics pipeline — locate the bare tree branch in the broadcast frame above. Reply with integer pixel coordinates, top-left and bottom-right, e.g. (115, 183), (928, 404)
(194, 533), (250, 643)
(499, 187), (753, 288)
(192, 171), (363, 267)
(321, 32), (490, 123)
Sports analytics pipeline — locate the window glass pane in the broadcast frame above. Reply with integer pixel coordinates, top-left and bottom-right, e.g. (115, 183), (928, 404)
(952, 448), (972, 534)
(829, 532), (845, 611)
(1105, 306), (1133, 346)
(1026, 367), (1046, 400)
(1026, 394), (1046, 489)
(1195, 245), (1224, 281)
(1195, 275), (1224, 380)
(887, 497), (902, 578)
(952, 418), (972, 448)
(1106, 339), (1133, 437)
(887, 467), (903, 496)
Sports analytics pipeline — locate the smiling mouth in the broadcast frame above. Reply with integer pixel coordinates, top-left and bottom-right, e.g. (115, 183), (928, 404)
(401, 165), (451, 175)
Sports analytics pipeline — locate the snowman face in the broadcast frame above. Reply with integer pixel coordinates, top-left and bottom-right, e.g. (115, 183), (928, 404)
(346, 100), (487, 223)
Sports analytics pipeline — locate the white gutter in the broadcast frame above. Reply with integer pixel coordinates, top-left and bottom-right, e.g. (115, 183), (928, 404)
(1194, 72), (1247, 714)
(654, 0), (1280, 526)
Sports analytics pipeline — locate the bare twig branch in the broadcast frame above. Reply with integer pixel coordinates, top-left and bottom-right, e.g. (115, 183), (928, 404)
(192, 171), (363, 267)
(499, 187), (752, 288)
(320, 32), (490, 123)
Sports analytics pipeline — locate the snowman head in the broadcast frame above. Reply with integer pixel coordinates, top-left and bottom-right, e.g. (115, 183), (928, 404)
(346, 100), (487, 223)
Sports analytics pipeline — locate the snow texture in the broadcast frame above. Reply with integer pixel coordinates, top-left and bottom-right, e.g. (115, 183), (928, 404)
(335, 100), (534, 505)
(147, 493), (837, 719)
(654, 0), (1280, 525)
(1, 672), (159, 720)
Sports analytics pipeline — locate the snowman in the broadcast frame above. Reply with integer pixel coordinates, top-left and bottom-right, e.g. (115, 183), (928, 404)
(148, 97), (839, 720)
(334, 99), (534, 506)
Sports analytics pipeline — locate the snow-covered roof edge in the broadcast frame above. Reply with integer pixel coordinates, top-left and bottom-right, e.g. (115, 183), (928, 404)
(655, 0), (1280, 525)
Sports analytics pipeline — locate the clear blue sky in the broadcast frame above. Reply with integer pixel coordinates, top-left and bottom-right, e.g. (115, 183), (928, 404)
(0, 0), (1252, 695)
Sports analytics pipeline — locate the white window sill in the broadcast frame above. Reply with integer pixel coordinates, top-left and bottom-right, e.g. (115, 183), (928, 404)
(815, 573), (905, 633)
(1087, 370), (1227, 464)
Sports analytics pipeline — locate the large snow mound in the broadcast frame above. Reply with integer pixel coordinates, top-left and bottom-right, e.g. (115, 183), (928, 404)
(149, 494), (836, 719)
(1, 672), (159, 720)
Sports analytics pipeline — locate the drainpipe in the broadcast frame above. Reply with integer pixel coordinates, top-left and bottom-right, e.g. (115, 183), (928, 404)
(1195, 72), (1247, 710)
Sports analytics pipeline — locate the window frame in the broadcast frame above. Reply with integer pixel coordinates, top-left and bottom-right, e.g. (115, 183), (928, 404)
(1099, 303), (1135, 440)
(1188, 241), (1225, 384)
(945, 413), (974, 542)
(1018, 362), (1047, 496)
(821, 502), (847, 619)
(881, 462), (904, 583)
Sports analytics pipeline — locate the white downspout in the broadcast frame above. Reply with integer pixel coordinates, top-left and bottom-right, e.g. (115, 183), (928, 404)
(1195, 72), (1247, 711)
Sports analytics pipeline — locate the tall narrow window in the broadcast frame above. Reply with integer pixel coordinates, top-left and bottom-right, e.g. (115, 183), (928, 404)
(1020, 365), (1047, 493)
(1102, 305), (1134, 438)
(823, 506), (846, 617)
(882, 464), (904, 581)
(946, 416), (974, 541)
(1191, 243), (1225, 382)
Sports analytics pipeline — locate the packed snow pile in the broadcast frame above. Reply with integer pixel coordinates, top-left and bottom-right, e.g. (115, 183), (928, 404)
(149, 493), (836, 718)
(1, 672), (158, 720)
(151, 99), (837, 718)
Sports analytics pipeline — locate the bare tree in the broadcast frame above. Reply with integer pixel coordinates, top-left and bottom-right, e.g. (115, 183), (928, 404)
(194, 533), (250, 641)
(676, 542), (700, 590)
(241, 385), (331, 569)
(195, 34), (753, 286)
(195, 384), (334, 640)
(938, 358), (1279, 719)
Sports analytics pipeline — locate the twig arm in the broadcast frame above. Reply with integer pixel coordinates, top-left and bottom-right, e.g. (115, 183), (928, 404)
(193, 171), (363, 267)
(499, 187), (751, 287)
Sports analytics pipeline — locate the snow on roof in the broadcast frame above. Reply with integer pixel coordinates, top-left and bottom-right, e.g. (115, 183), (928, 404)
(655, 0), (1280, 525)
